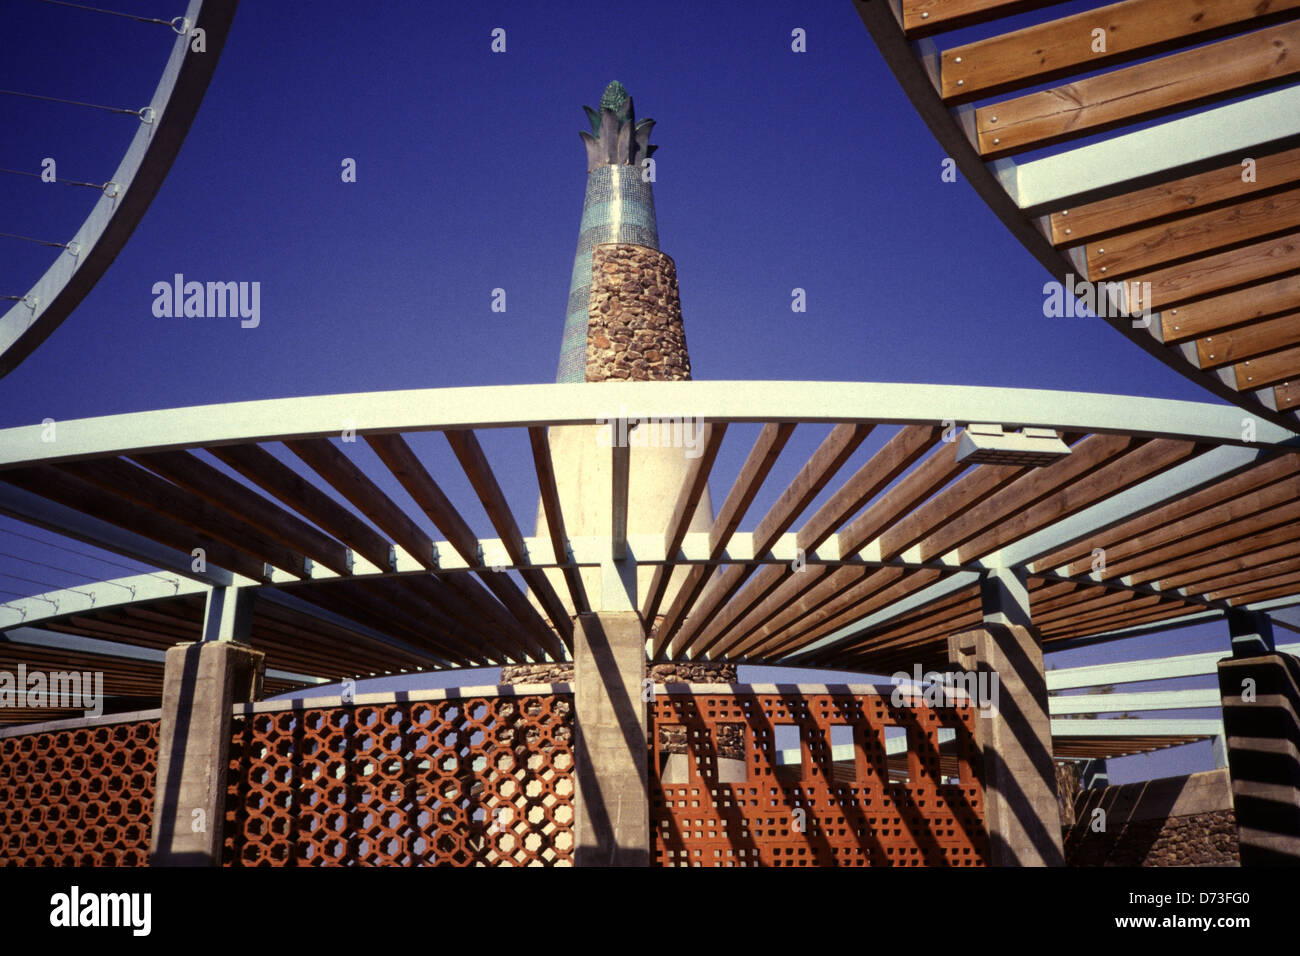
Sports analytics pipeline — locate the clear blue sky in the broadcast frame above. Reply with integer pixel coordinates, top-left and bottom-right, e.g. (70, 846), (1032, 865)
(0, 0), (1264, 782)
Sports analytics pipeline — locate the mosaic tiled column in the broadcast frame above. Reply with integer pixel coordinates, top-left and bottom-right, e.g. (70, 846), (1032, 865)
(555, 164), (660, 382)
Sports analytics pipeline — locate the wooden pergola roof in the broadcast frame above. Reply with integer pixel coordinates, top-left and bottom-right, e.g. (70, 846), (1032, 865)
(0, 381), (1293, 688)
(855, 0), (1300, 430)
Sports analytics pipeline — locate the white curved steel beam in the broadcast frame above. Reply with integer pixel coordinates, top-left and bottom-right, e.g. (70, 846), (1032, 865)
(0, 0), (240, 377)
(0, 380), (1293, 470)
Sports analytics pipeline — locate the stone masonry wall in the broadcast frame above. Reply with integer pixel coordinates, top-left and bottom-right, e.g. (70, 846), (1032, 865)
(501, 660), (736, 685)
(1063, 770), (1239, 866)
(586, 244), (691, 381)
(1065, 810), (1239, 866)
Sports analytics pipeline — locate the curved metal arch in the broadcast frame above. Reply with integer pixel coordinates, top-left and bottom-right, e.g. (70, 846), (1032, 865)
(0, 379), (1294, 470)
(0, 0), (240, 378)
(851, 0), (1300, 433)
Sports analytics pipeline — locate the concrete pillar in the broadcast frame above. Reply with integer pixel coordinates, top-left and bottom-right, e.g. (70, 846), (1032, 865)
(150, 588), (264, 866)
(948, 568), (1064, 866)
(1217, 650), (1300, 865)
(572, 611), (648, 866)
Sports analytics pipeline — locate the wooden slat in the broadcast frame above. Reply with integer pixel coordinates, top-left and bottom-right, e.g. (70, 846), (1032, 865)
(528, 426), (589, 616)
(286, 438), (435, 568)
(444, 429), (573, 643)
(690, 425), (939, 659)
(902, 0), (1071, 37)
(362, 433), (558, 659)
(1162, 273), (1300, 343)
(1051, 147), (1300, 247)
(1105, 498), (1300, 580)
(1155, 536), (1299, 590)
(0, 465), (267, 581)
(641, 423), (726, 623)
(1030, 452), (1300, 573)
(920, 432), (1139, 563)
(662, 423), (870, 655)
(1090, 186), (1300, 282)
(132, 450), (352, 576)
(978, 22), (1300, 158)
(1089, 185), (1300, 279)
(789, 570), (951, 665)
(878, 461), (1027, 560)
(1276, 379), (1300, 410)
(209, 443), (393, 570)
(58, 458), (310, 577)
(1208, 568), (1300, 602)
(1236, 344), (1300, 389)
(958, 439), (1204, 562)
(940, 0), (1300, 103)
(651, 422), (794, 657)
(1196, 312), (1300, 369)
(1140, 231), (1300, 311)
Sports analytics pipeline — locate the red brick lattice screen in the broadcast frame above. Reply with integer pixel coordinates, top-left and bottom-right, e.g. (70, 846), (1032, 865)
(650, 693), (988, 866)
(0, 719), (159, 866)
(224, 694), (575, 866)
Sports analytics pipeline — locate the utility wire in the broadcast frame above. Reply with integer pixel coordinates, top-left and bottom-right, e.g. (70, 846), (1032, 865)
(35, 0), (178, 29)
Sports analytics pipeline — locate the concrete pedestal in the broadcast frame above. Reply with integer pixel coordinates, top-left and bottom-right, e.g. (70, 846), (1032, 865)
(149, 641), (264, 866)
(573, 611), (648, 866)
(949, 623), (1064, 866)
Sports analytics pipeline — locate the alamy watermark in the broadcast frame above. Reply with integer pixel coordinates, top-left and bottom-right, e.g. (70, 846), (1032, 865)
(152, 273), (260, 328)
(1043, 273), (1152, 328)
(595, 404), (706, 459)
(890, 664), (999, 717)
(0, 664), (103, 718)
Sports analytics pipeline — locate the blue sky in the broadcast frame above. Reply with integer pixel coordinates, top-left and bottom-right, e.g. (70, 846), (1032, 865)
(0, 0), (1269, 781)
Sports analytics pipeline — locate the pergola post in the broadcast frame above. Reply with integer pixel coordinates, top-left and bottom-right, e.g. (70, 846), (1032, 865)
(948, 567), (1064, 866)
(572, 606), (649, 866)
(1217, 610), (1300, 865)
(149, 587), (264, 866)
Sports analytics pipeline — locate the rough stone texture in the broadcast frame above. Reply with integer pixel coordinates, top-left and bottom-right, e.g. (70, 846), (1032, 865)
(647, 661), (736, 684)
(502, 660), (736, 685)
(657, 719), (744, 760)
(586, 243), (691, 382)
(1056, 761), (1082, 828)
(1065, 810), (1240, 867)
(501, 662), (574, 684)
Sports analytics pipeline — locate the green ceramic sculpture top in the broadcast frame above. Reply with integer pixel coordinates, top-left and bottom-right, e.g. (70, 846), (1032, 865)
(580, 80), (658, 173)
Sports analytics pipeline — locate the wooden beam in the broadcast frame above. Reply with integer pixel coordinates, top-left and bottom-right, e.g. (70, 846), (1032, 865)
(1196, 312), (1300, 370)
(1236, 344), (1300, 390)
(362, 432), (560, 659)
(661, 423), (870, 655)
(1, 465), (266, 581)
(641, 423), (726, 622)
(1051, 147), (1300, 247)
(690, 425), (939, 659)
(920, 432), (1140, 563)
(978, 22), (1300, 158)
(1088, 185), (1300, 279)
(57, 457), (310, 577)
(131, 450), (352, 576)
(957, 439), (1204, 563)
(1030, 452), (1300, 573)
(1162, 273), (1300, 344)
(528, 426), (589, 616)
(1141, 231), (1300, 312)
(651, 422), (794, 657)
(209, 443), (393, 571)
(941, 0), (1300, 104)
(444, 429), (573, 642)
(1276, 380), (1300, 411)
(901, 0), (1072, 38)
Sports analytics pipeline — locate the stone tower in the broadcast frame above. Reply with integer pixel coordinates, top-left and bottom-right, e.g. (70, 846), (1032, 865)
(538, 81), (712, 626)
